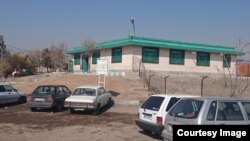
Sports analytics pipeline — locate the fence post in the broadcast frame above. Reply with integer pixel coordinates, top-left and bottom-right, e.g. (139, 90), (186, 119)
(201, 76), (208, 97)
(164, 75), (169, 93)
(148, 74), (154, 91)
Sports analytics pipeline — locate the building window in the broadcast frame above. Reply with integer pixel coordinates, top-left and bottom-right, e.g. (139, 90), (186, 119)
(196, 52), (210, 66)
(169, 49), (185, 65)
(223, 54), (231, 68)
(92, 51), (100, 64)
(112, 47), (122, 63)
(142, 47), (159, 63)
(74, 54), (80, 65)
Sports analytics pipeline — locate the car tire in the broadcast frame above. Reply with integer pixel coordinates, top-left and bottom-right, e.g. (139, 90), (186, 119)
(30, 107), (37, 112)
(108, 98), (112, 106)
(92, 104), (100, 115)
(18, 96), (26, 104)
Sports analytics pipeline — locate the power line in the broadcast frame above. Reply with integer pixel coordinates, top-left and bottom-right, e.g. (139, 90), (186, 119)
(5, 44), (33, 52)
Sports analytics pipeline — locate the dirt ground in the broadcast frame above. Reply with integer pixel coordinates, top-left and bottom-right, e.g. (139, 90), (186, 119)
(0, 103), (161, 141)
(7, 74), (131, 100)
(0, 74), (160, 141)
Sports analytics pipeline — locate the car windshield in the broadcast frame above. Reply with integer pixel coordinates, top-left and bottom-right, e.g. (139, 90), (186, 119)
(33, 86), (56, 95)
(169, 99), (203, 119)
(141, 96), (165, 111)
(73, 88), (96, 96)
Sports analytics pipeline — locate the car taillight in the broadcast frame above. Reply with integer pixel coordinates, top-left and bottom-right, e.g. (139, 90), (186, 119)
(47, 96), (53, 102)
(27, 96), (32, 102)
(64, 101), (70, 105)
(156, 116), (162, 125)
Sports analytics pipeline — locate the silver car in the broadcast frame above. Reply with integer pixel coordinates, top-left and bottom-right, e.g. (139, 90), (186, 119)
(0, 83), (26, 105)
(162, 97), (250, 141)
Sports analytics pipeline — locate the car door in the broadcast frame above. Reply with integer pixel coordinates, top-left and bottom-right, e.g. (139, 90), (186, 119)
(97, 88), (105, 108)
(0, 85), (8, 104)
(4, 85), (20, 103)
(206, 100), (247, 125)
(100, 87), (109, 105)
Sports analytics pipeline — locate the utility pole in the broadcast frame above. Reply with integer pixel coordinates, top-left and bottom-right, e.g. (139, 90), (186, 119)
(0, 35), (6, 82)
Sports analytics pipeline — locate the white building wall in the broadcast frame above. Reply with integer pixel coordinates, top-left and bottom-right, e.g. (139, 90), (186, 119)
(74, 45), (236, 74)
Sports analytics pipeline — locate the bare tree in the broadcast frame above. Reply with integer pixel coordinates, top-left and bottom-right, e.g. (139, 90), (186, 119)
(217, 41), (250, 97)
(82, 39), (99, 56)
(50, 43), (67, 71)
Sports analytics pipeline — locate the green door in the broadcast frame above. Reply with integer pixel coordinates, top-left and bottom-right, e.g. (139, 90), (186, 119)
(68, 60), (73, 72)
(82, 56), (89, 72)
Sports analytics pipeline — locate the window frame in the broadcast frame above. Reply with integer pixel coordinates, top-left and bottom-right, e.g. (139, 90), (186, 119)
(223, 54), (231, 68)
(92, 51), (100, 64)
(196, 52), (210, 66)
(111, 47), (122, 63)
(169, 49), (185, 65)
(142, 47), (159, 63)
(74, 53), (81, 65)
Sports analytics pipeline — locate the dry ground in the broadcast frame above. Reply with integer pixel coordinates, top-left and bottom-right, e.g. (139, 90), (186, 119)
(7, 74), (132, 100)
(0, 103), (161, 141)
(0, 74), (160, 141)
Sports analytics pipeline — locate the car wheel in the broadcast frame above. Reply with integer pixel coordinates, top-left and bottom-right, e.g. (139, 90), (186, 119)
(18, 96), (26, 104)
(108, 98), (112, 106)
(92, 104), (100, 115)
(70, 108), (75, 114)
(30, 107), (37, 112)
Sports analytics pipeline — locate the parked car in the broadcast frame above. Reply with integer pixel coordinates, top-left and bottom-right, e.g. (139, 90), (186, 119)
(26, 85), (71, 112)
(135, 94), (197, 135)
(0, 83), (26, 105)
(64, 85), (112, 115)
(162, 97), (250, 141)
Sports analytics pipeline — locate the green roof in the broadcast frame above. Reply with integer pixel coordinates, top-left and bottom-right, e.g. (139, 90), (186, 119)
(66, 35), (238, 54)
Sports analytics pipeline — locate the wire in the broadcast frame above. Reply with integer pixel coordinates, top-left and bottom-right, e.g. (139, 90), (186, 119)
(5, 44), (33, 52)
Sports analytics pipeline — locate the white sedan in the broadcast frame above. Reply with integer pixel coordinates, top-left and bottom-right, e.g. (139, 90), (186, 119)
(64, 85), (112, 115)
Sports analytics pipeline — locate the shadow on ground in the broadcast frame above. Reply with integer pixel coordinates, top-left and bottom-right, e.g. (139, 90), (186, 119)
(138, 130), (163, 140)
(108, 90), (120, 97)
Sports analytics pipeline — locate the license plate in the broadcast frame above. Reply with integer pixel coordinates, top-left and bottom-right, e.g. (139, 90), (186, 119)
(34, 98), (45, 102)
(72, 103), (84, 106)
(143, 114), (152, 120)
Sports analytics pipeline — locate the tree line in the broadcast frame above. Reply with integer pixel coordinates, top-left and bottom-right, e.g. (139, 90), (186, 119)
(0, 43), (68, 80)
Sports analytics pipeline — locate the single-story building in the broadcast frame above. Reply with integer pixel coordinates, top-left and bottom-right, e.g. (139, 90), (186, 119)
(66, 35), (239, 76)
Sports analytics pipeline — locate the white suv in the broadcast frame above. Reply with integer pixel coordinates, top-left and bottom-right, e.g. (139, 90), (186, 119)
(135, 94), (196, 135)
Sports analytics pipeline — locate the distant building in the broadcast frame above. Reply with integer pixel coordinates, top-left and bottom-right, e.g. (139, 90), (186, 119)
(66, 35), (239, 76)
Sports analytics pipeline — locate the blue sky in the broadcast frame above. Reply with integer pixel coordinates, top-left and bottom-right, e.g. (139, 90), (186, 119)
(0, 0), (250, 51)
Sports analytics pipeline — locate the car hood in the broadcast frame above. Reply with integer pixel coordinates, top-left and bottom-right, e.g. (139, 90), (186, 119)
(65, 95), (96, 103)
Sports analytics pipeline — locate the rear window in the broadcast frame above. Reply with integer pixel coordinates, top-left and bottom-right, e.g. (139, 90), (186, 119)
(169, 99), (203, 119)
(141, 96), (164, 111)
(73, 88), (96, 96)
(241, 102), (250, 120)
(33, 86), (56, 94)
